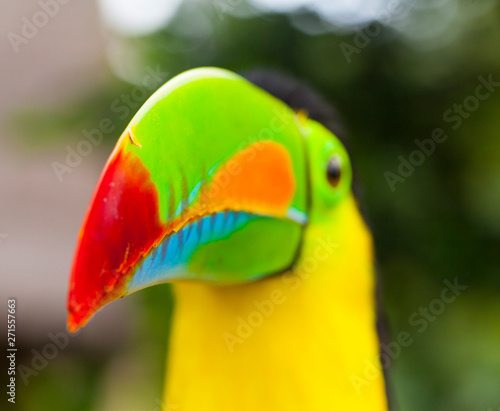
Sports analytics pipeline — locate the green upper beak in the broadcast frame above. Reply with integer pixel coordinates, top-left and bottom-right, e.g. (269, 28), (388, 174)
(67, 68), (311, 331)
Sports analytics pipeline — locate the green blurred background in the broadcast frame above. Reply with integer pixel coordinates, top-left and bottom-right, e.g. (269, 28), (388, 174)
(1, 0), (499, 410)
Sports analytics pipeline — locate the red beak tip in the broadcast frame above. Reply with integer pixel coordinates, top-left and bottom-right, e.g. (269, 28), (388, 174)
(67, 315), (80, 333)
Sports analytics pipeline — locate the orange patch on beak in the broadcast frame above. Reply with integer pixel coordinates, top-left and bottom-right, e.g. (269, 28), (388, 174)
(205, 141), (296, 216)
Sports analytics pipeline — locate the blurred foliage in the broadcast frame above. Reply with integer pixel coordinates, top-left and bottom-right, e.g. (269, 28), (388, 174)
(14, 0), (500, 410)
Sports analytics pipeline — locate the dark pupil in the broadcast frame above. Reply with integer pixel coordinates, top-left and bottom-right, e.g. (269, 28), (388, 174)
(326, 157), (341, 187)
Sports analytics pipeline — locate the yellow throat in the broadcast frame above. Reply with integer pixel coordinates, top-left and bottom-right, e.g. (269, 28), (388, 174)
(163, 195), (388, 411)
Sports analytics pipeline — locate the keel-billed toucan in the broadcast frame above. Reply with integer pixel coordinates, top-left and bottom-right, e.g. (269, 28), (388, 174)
(67, 67), (389, 410)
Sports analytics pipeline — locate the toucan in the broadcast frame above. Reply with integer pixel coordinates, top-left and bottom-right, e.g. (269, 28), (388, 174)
(67, 67), (389, 410)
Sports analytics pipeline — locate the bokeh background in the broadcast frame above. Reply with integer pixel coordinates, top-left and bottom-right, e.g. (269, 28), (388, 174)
(1, 0), (500, 410)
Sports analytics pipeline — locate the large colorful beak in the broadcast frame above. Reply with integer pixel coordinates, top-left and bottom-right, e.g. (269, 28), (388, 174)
(67, 68), (309, 332)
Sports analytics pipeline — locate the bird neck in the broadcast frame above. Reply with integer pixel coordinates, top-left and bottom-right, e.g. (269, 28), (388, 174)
(163, 195), (388, 411)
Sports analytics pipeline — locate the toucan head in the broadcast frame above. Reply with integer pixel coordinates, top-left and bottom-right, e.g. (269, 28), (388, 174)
(67, 67), (353, 331)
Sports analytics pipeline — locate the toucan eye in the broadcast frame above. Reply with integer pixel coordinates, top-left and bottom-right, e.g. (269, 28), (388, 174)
(326, 156), (342, 187)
